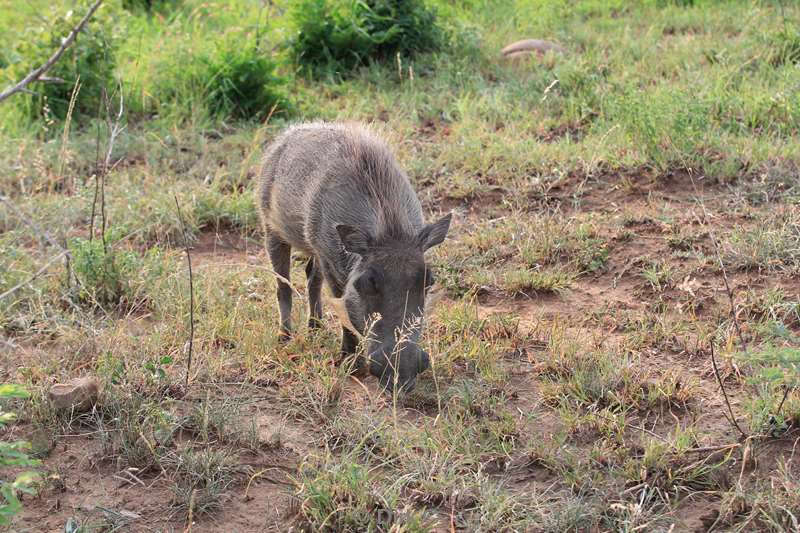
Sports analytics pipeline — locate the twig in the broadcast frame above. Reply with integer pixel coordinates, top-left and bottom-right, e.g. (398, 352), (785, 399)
(685, 172), (747, 354)
(775, 385), (793, 419)
(710, 341), (748, 439)
(90, 92), (104, 242)
(0, 0), (104, 103)
(98, 86), (125, 252)
(174, 195), (195, 388)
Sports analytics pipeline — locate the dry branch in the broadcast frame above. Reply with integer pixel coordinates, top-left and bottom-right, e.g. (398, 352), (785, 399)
(174, 195), (195, 388)
(710, 342), (748, 439)
(95, 87), (125, 252)
(0, 0), (104, 104)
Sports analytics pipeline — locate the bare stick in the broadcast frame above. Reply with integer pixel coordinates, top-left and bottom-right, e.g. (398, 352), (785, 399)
(0, 0), (104, 104)
(685, 173), (747, 353)
(90, 92), (105, 242)
(710, 341), (748, 439)
(174, 195), (195, 388)
(775, 385), (792, 419)
(99, 86), (125, 252)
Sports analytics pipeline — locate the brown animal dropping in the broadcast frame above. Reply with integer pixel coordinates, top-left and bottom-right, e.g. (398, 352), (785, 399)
(501, 39), (566, 59)
(48, 376), (100, 411)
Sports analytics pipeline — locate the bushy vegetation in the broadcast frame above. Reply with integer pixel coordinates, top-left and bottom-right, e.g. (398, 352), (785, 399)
(68, 231), (169, 312)
(121, 0), (180, 14)
(3, 4), (123, 124)
(289, 0), (444, 77)
(153, 41), (292, 122)
(0, 385), (38, 525)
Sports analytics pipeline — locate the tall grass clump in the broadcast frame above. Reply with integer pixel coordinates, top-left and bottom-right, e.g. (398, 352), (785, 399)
(2, 4), (125, 125)
(766, 27), (800, 67)
(289, 0), (445, 77)
(121, 0), (180, 14)
(69, 231), (169, 312)
(610, 87), (710, 172)
(153, 41), (292, 122)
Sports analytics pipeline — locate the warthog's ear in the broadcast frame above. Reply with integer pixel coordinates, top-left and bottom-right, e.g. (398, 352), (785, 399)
(417, 213), (452, 252)
(336, 224), (372, 256)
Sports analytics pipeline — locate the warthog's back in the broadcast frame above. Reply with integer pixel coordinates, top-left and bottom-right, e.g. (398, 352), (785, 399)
(258, 122), (424, 266)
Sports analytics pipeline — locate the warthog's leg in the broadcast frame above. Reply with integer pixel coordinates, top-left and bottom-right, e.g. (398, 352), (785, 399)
(267, 233), (292, 341)
(305, 256), (323, 329)
(341, 328), (358, 356)
(341, 327), (366, 375)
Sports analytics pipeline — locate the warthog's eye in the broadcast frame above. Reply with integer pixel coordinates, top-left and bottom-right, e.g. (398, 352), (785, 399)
(356, 267), (382, 296)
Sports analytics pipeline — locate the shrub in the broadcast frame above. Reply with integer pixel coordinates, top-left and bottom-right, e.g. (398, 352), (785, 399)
(202, 47), (292, 121)
(766, 28), (800, 67)
(69, 231), (168, 312)
(289, 0), (444, 77)
(154, 42), (292, 122)
(4, 4), (123, 123)
(122, 0), (180, 13)
(0, 384), (39, 525)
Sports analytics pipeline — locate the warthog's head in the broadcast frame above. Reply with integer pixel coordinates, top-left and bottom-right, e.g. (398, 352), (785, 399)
(332, 214), (452, 393)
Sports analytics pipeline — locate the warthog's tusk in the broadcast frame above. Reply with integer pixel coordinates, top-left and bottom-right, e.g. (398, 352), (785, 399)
(325, 295), (363, 338)
(326, 286), (444, 339)
(424, 285), (444, 316)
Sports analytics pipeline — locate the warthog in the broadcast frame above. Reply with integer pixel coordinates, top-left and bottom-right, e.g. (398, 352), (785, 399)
(257, 121), (451, 393)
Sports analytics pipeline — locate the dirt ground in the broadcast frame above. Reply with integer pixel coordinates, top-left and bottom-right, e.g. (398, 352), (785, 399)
(7, 166), (798, 532)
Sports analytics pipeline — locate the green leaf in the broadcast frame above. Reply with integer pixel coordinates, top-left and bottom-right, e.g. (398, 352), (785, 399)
(0, 384), (29, 399)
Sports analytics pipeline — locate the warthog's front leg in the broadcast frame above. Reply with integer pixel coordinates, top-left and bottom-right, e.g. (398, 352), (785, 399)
(305, 256), (323, 329)
(267, 233), (292, 341)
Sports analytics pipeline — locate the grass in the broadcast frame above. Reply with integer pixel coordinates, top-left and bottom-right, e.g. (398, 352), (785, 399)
(2, 0), (800, 530)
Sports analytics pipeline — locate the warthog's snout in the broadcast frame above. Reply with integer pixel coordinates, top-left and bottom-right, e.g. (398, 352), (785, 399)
(368, 342), (430, 393)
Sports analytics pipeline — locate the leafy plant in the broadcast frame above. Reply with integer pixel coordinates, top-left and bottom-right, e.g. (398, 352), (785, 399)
(0, 384), (39, 525)
(154, 42), (292, 121)
(289, 0), (444, 77)
(122, 0), (180, 13)
(143, 355), (174, 381)
(201, 46), (292, 121)
(5, 4), (124, 123)
(69, 231), (168, 311)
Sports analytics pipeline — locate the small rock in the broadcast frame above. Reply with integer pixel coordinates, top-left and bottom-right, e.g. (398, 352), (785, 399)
(48, 376), (100, 411)
(501, 39), (566, 59)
